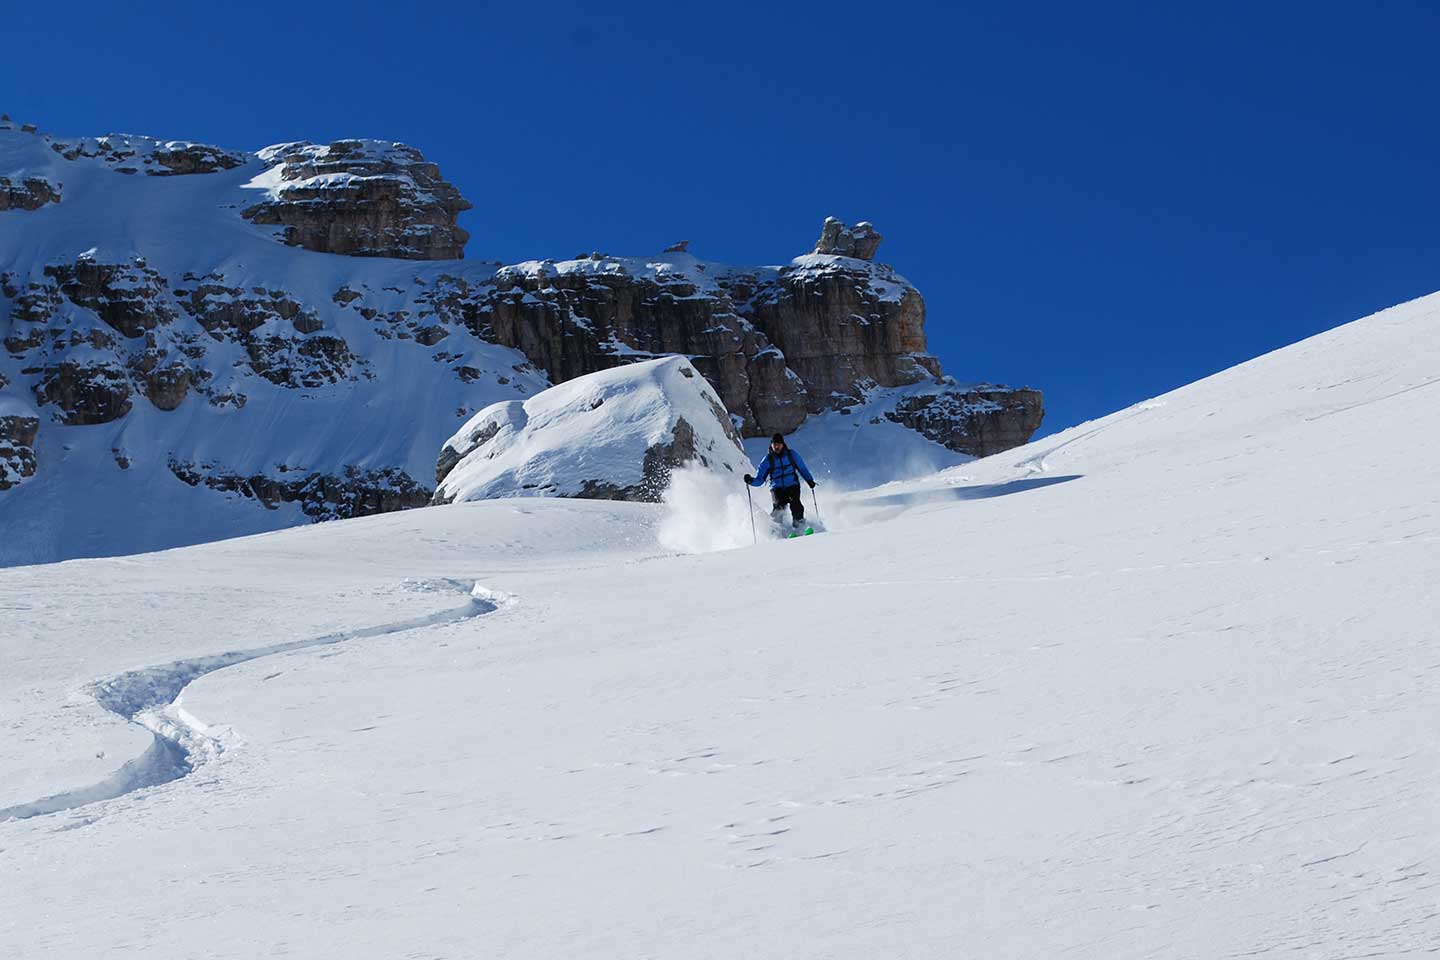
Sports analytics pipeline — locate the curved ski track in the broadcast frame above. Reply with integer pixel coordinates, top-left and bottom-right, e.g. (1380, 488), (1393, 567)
(0, 579), (506, 823)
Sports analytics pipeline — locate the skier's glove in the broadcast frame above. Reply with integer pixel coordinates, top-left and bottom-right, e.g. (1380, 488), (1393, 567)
(807, 479), (817, 489)
(743, 474), (754, 484)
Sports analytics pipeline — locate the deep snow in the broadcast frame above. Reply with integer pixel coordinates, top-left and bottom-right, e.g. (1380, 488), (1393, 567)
(2, 289), (1439, 957)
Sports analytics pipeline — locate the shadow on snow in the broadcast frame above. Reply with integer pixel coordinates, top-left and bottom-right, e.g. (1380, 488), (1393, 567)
(855, 474), (1083, 509)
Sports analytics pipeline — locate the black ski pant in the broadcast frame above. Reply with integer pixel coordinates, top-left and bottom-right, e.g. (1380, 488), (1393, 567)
(770, 484), (805, 525)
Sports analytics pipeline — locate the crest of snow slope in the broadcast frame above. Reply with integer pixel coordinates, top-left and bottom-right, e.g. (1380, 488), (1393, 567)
(435, 356), (751, 502)
(5, 248), (1440, 954)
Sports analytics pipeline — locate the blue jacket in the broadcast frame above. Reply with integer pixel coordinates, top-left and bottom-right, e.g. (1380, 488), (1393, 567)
(750, 447), (814, 489)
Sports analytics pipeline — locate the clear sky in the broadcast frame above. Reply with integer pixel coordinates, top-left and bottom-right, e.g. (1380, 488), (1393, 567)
(5, 0), (1438, 435)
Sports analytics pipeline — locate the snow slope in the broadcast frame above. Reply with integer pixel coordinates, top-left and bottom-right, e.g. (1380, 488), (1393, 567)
(2, 291), (1439, 957)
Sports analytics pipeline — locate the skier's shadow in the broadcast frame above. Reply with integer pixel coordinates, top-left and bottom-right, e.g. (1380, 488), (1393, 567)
(855, 474), (1082, 508)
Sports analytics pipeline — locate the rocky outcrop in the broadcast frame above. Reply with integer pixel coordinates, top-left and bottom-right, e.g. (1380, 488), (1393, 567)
(50, 135), (245, 176)
(169, 460), (431, 520)
(33, 361), (133, 425)
(175, 276), (358, 388)
(885, 387), (1045, 457)
(242, 140), (471, 260)
(45, 256), (176, 338)
(814, 217), (882, 260)
(148, 143), (247, 176)
(0, 177), (60, 211)
(0, 413), (39, 489)
(454, 257), (810, 435)
(748, 251), (939, 413)
(401, 222), (955, 436)
(134, 358), (194, 411)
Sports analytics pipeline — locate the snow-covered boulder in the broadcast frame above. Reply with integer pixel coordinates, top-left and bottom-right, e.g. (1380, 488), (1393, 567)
(433, 356), (750, 504)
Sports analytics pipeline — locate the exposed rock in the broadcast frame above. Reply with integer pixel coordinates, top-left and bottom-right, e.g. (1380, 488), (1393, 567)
(0, 177), (60, 211)
(1, 271), (62, 324)
(46, 256), (176, 338)
(663, 240), (690, 253)
(242, 140), (471, 260)
(181, 278), (307, 341)
(141, 362), (193, 411)
(744, 251), (938, 413)
(291, 312), (325, 334)
(149, 143), (246, 176)
(457, 259), (809, 436)
(336, 219), (1036, 449)
(885, 387), (1045, 457)
(51, 135), (245, 176)
(815, 217), (882, 260)
(177, 278), (354, 387)
(168, 460), (431, 520)
(33, 361), (133, 425)
(245, 334), (356, 389)
(0, 413), (39, 489)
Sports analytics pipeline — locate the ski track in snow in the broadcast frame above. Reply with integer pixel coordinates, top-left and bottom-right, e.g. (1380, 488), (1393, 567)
(0, 578), (506, 824)
(1016, 405), (1154, 474)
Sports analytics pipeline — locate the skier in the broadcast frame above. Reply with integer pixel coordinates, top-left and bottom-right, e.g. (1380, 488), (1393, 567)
(745, 433), (816, 529)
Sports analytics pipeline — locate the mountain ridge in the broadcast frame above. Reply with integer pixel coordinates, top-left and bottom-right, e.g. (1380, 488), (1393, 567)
(0, 118), (1042, 565)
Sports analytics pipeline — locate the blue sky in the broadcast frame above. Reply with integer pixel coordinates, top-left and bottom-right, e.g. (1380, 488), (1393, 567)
(5, 1), (1438, 435)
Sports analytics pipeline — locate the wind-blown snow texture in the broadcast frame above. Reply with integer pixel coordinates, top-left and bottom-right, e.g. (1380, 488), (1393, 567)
(3, 289), (1438, 956)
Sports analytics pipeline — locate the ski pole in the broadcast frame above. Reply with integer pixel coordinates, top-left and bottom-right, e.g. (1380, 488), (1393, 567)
(745, 484), (757, 544)
(810, 484), (820, 521)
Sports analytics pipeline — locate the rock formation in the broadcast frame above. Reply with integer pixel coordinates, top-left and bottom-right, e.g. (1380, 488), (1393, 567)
(50, 134), (245, 176)
(814, 217), (883, 260)
(242, 140), (472, 260)
(0, 177), (60, 211)
(885, 387), (1046, 458)
(0, 408), (38, 489)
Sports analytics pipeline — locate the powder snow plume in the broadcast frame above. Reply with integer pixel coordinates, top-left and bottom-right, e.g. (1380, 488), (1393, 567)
(657, 466), (759, 553)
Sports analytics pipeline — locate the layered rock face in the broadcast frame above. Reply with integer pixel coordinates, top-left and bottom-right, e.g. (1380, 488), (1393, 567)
(242, 140), (472, 260)
(449, 256), (811, 435)
(355, 230), (962, 441)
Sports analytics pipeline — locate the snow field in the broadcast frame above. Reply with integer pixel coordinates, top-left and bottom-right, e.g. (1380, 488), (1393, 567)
(1, 291), (1439, 956)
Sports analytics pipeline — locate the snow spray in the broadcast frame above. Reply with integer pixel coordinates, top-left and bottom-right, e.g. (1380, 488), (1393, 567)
(658, 466), (761, 553)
